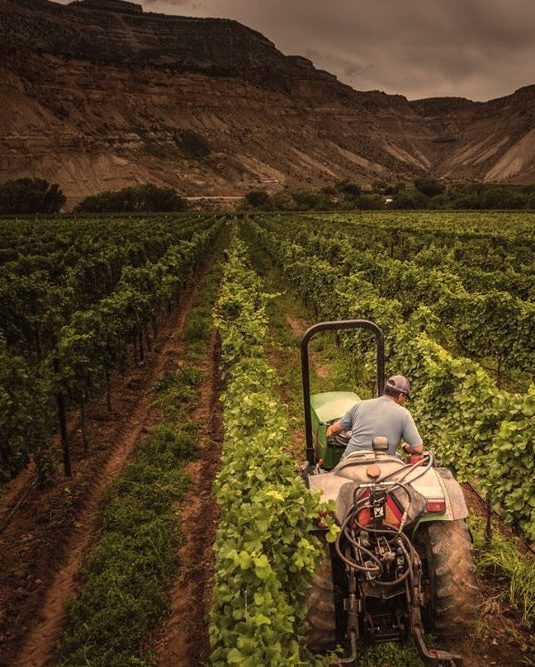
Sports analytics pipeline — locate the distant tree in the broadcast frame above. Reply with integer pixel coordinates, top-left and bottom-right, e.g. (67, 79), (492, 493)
(76, 183), (187, 213)
(244, 190), (271, 209)
(451, 194), (480, 209)
(335, 180), (362, 197)
(479, 187), (525, 210)
(414, 177), (446, 198)
(0, 178), (66, 215)
(291, 190), (329, 210)
(428, 193), (450, 209)
(356, 194), (385, 210)
(393, 189), (429, 209)
(271, 190), (296, 210)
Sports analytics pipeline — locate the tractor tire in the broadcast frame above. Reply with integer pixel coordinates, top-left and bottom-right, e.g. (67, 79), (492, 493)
(306, 541), (337, 652)
(419, 520), (478, 639)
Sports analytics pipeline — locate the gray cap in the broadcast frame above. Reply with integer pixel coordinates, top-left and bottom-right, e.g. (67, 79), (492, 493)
(385, 375), (412, 398)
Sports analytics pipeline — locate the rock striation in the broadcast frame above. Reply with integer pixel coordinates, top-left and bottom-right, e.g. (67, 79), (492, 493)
(1, 0), (534, 206)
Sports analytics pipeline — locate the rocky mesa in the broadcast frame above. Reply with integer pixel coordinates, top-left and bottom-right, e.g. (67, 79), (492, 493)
(1, 0), (535, 207)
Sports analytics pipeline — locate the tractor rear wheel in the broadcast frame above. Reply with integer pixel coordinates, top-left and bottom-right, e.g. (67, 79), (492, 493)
(306, 540), (337, 652)
(419, 520), (477, 638)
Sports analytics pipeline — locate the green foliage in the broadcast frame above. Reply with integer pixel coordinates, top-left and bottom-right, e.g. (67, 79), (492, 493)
(210, 232), (328, 666)
(291, 190), (331, 211)
(244, 190), (271, 209)
(393, 188), (430, 209)
(484, 387), (535, 542)
(0, 335), (51, 484)
(335, 180), (362, 197)
(356, 193), (385, 210)
(359, 642), (423, 667)
(0, 178), (66, 214)
(245, 181), (535, 212)
(76, 183), (188, 213)
(468, 512), (535, 624)
(0, 215), (220, 481)
(414, 177), (446, 198)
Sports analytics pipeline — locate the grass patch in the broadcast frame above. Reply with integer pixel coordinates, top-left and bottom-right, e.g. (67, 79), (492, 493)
(468, 512), (535, 625)
(153, 364), (204, 419)
(358, 643), (423, 667)
(55, 370), (201, 667)
(184, 262), (223, 360)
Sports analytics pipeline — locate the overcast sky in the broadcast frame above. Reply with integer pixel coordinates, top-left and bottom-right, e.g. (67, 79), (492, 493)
(58, 0), (535, 100)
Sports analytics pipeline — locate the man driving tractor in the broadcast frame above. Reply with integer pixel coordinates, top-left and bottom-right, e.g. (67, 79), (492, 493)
(326, 374), (424, 458)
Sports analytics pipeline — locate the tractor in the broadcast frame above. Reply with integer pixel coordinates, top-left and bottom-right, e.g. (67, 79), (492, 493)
(300, 320), (477, 667)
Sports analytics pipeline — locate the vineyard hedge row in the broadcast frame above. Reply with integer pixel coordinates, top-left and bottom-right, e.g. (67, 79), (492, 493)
(259, 215), (534, 381)
(210, 232), (334, 666)
(0, 222), (220, 483)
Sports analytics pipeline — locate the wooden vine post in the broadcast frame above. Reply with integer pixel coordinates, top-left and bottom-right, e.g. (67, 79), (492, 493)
(53, 356), (72, 477)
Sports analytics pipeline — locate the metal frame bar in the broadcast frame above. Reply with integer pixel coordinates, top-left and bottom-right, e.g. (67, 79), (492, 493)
(301, 320), (385, 466)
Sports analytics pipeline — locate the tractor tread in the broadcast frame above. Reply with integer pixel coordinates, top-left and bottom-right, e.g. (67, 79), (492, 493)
(420, 520), (478, 639)
(306, 540), (337, 651)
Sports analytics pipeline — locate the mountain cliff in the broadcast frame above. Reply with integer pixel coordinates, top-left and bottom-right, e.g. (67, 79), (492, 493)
(1, 0), (534, 207)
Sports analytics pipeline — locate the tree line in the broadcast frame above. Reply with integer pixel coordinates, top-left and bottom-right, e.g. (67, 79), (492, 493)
(243, 179), (535, 211)
(0, 180), (188, 215)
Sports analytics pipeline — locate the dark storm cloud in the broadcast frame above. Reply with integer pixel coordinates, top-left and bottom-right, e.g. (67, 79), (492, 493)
(54, 0), (535, 100)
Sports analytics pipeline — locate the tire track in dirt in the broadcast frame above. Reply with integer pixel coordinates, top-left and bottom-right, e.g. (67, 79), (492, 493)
(3, 266), (214, 667)
(154, 328), (222, 667)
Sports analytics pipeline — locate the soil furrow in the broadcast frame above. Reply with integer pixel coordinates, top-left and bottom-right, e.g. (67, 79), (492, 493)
(154, 329), (222, 667)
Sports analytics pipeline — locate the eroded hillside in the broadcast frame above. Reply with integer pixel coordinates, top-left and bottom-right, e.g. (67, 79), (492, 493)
(1, 0), (534, 206)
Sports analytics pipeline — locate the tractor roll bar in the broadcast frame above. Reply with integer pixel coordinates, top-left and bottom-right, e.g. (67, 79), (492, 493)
(301, 320), (385, 467)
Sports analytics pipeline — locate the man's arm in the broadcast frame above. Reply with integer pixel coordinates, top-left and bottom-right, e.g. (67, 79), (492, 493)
(326, 405), (355, 438)
(402, 413), (424, 454)
(402, 441), (424, 454)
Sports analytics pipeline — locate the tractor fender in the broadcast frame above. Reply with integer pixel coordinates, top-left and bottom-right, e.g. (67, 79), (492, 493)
(435, 467), (469, 520)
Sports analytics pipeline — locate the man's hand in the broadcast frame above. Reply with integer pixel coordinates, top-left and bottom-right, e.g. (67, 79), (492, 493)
(326, 421), (344, 438)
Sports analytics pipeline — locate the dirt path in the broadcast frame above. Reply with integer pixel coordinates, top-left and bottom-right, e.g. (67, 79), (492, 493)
(285, 313), (330, 379)
(154, 329), (222, 667)
(0, 269), (213, 667)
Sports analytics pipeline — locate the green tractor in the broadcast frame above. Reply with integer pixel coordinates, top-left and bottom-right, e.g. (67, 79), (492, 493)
(300, 320), (477, 667)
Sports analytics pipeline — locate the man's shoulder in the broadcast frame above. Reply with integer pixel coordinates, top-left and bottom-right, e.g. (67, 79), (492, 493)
(358, 396), (385, 410)
(379, 396), (411, 417)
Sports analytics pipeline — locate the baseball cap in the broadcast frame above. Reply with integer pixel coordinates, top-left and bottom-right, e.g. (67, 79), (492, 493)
(385, 375), (412, 398)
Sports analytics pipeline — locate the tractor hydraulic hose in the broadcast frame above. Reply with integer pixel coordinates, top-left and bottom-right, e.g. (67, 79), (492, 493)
(379, 451), (434, 485)
(336, 518), (383, 573)
(344, 511), (417, 586)
(336, 500), (383, 572)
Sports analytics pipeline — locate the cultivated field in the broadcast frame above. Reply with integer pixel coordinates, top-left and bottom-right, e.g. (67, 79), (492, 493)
(0, 211), (533, 667)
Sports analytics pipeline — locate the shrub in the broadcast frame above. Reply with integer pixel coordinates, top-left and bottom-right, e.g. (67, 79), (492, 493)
(393, 189), (429, 209)
(335, 180), (362, 197)
(76, 183), (187, 213)
(414, 177), (446, 198)
(0, 178), (66, 214)
(356, 194), (385, 210)
(244, 189), (271, 209)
